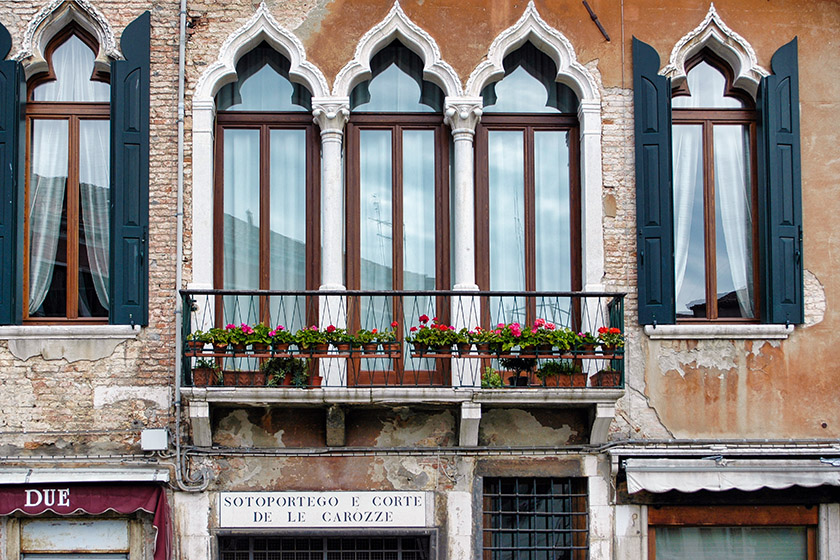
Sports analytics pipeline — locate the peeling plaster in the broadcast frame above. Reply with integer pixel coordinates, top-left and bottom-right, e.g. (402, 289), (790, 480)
(655, 338), (740, 378)
(375, 409), (456, 447)
(293, 0), (335, 44)
(803, 269), (827, 328)
(479, 409), (576, 446)
(215, 410), (286, 448)
(93, 386), (170, 411)
(370, 456), (431, 490)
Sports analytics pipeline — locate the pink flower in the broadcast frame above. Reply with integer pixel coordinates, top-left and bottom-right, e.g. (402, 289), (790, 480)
(534, 318), (546, 328)
(497, 323), (505, 329)
(449, 326), (455, 331)
(310, 325), (318, 331)
(546, 323), (555, 330)
(531, 327), (538, 334)
(276, 325), (285, 331)
(268, 329), (276, 337)
(225, 323), (236, 330)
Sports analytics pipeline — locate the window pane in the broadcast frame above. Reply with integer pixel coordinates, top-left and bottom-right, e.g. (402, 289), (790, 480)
(672, 124), (707, 318)
(402, 130), (435, 290)
(269, 129), (307, 290)
(28, 119), (69, 317)
(534, 130), (571, 292)
(78, 119), (110, 317)
(350, 41), (443, 112)
(714, 124), (755, 318)
(672, 61), (744, 109)
(33, 35), (110, 102)
(359, 129), (393, 291)
(223, 129), (261, 323)
(215, 42), (311, 111)
(482, 43), (577, 113)
(656, 527), (807, 560)
(488, 130), (525, 325)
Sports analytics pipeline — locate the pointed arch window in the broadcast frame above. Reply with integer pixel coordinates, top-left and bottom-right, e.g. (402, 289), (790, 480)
(476, 42), (581, 326)
(671, 52), (758, 321)
(213, 42), (320, 327)
(25, 26), (111, 320)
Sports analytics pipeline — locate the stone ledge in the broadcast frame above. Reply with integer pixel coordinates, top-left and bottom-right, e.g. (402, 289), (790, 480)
(644, 324), (793, 340)
(0, 325), (140, 362)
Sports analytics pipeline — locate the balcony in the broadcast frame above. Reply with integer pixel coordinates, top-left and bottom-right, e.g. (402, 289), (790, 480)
(180, 289), (625, 446)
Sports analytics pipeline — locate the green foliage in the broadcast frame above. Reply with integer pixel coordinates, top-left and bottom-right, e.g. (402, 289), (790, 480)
(537, 359), (581, 379)
(295, 325), (328, 348)
(262, 357), (309, 386)
(481, 367), (503, 388)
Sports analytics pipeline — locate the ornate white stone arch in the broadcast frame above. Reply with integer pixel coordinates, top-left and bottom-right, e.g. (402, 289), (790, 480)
(662, 3), (768, 98)
(332, 1), (462, 98)
(14, 0), (121, 79)
(190, 1), (329, 290)
(464, 0), (597, 102)
(466, 1), (604, 292)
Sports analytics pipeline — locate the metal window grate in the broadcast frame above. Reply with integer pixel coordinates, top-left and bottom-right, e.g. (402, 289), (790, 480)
(483, 477), (588, 560)
(219, 536), (428, 560)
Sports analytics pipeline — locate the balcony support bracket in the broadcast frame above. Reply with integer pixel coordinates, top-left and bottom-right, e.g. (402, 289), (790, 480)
(326, 404), (346, 447)
(459, 402), (482, 447)
(590, 403), (616, 444)
(188, 401), (212, 447)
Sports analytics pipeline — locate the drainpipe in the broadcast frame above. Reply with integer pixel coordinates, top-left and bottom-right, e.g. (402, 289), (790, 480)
(174, 0), (208, 492)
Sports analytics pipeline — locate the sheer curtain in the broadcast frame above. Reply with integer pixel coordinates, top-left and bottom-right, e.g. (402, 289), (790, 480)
(672, 124), (702, 311)
(714, 125), (754, 317)
(79, 120), (111, 311)
(656, 526), (807, 560)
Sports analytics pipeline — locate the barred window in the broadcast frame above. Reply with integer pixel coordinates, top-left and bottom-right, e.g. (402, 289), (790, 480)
(218, 536), (429, 560)
(483, 477), (588, 560)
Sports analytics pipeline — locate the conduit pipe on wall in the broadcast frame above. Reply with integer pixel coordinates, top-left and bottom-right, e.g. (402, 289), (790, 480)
(174, 0), (209, 493)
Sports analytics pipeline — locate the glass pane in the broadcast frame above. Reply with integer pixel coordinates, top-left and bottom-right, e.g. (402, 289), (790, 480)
(28, 119), (69, 317)
(672, 61), (744, 109)
(656, 527), (807, 560)
(672, 124), (707, 318)
(350, 41), (443, 112)
(216, 42), (311, 111)
(33, 35), (110, 102)
(359, 129), (393, 290)
(78, 119), (110, 317)
(488, 130), (525, 325)
(482, 43), (577, 113)
(223, 129), (261, 325)
(714, 124), (755, 318)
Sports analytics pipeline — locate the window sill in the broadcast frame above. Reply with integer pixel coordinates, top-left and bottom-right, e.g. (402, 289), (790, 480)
(643, 324), (793, 340)
(0, 325), (140, 362)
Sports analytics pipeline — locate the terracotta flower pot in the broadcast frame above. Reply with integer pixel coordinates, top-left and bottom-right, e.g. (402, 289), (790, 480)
(192, 367), (214, 386)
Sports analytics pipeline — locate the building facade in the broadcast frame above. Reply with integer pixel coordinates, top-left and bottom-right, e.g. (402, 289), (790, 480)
(0, 0), (838, 558)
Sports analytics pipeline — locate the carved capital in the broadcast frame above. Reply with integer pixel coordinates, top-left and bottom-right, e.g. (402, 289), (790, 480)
(312, 97), (350, 136)
(444, 97), (483, 137)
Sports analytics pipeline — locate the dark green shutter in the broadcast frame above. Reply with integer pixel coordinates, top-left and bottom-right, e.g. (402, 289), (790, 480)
(0, 23), (23, 325)
(757, 39), (803, 325)
(633, 38), (675, 325)
(110, 12), (150, 326)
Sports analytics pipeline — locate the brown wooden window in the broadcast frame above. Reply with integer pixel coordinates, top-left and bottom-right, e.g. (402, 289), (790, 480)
(648, 505), (818, 559)
(212, 42), (320, 328)
(24, 25), (110, 322)
(475, 43), (581, 327)
(671, 51), (759, 321)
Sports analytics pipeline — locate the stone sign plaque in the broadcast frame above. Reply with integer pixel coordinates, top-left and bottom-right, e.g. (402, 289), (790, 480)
(219, 491), (427, 528)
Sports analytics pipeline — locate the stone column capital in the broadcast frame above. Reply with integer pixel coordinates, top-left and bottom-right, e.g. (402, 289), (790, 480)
(312, 97), (350, 136)
(444, 96), (483, 137)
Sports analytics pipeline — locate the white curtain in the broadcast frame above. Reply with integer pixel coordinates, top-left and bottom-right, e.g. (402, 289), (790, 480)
(672, 124), (702, 307)
(28, 121), (68, 314)
(79, 120), (111, 311)
(714, 125), (754, 317)
(656, 526), (807, 560)
(33, 35), (109, 103)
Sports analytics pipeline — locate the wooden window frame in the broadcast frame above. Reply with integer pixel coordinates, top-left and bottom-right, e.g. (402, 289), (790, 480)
(672, 52), (760, 322)
(345, 113), (451, 384)
(475, 114), (582, 326)
(213, 111), (321, 325)
(23, 27), (110, 324)
(648, 505), (818, 560)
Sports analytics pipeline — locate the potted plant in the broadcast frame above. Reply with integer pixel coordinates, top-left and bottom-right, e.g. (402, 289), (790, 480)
(192, 358), (221, 386)
(499, 356), (537, 386)
(537, 359), (585, 387)
(550, 328), (576, 354)
(406, 316), (460, 354)
(262, 356), (309, 387)
(295, 325), (329, 353)
(269, 325), (295, 353)
(597, 326), (624, 355)
(529, 318), (558, 354)
(467, 326), (500, 354)
(248, 323), (272, 352)
(208, 327), (231, 352)
(325, 325), (353, 353)
(354, 327), (380, 353)
(592, 365), (621, 387)
(226, 323), (253, 352)
(375, 321), (401, 354)
(481, 366), (503, 388)
(575, 331), (598, 354)
(186, 329), (212, 353)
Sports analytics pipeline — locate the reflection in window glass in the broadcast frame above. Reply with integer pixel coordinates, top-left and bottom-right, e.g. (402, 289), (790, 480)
(402, 130), (436, 290)
(78, 119), (110, 317)
(223, 129), (260, 292)
(359, 129), (393, 291)
(656, 527), (807, 560)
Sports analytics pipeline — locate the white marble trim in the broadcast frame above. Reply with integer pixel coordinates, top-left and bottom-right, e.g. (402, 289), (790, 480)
(0, 325), (140, 340)
(644, 324), (793, 340)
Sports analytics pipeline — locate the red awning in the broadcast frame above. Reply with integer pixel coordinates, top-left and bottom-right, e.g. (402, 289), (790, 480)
(0, 484), (170, 560)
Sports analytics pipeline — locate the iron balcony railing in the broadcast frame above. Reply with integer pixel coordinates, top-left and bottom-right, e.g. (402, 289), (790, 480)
(180, 289), (625, 389)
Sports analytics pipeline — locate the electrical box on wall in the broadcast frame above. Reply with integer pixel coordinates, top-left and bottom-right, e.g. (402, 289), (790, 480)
(140, 428), (168, 451)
